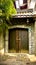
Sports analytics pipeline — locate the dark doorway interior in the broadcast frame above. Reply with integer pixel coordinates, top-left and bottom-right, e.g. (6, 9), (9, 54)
(8, 28), (29, 53)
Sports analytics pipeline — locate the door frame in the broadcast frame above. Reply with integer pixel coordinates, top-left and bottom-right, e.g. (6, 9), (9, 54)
(4, 25), (32, 53)
(8, 25), (32, 53)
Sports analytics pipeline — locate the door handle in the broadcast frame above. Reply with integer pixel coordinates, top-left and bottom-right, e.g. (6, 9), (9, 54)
(16, 38), (21, 40)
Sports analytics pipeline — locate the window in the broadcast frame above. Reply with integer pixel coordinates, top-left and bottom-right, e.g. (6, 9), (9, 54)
(14, 0), (27, 9)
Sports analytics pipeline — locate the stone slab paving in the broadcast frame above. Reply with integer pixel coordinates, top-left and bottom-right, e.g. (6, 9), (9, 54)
(0, 53), (36, 65)
(0, 61), (36, 65)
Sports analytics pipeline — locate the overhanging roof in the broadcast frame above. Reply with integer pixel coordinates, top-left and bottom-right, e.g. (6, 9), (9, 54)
(12, 13), (36, 18)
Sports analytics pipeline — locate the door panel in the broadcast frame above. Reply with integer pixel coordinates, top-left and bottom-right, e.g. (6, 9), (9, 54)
(18, 29), (28, 52)
(16, 30), (19, 52)
(21, 29), (28, 50)
(9, 29), (16, 51)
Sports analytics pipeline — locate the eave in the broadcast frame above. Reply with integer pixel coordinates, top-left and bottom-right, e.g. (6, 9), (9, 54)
(12, 13), (36, 18)
(9, 13), (36, 25)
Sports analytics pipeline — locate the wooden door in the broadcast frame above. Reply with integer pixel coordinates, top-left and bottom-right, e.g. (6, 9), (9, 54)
(9, 28), (29, 53)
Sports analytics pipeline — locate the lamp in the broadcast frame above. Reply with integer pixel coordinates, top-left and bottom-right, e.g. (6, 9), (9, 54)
(27, 19), (29, 23)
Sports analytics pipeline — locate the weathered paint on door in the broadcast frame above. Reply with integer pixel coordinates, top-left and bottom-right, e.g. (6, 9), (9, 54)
(9, 28), (29, 53)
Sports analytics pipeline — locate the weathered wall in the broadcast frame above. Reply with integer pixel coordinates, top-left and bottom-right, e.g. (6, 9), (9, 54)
(0, 32), (4, 50)
(4, 29), (8, 53)
(29, 22), (35, 54)
(34, 20), (36, 55)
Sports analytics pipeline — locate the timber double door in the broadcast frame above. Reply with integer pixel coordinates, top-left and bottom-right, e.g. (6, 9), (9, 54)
(9, 28), (29, 53)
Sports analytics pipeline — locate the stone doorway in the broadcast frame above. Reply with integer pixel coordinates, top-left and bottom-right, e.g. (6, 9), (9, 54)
(8, 28), (29, 53)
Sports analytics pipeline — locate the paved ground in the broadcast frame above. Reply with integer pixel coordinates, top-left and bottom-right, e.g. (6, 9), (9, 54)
(0, 53), (36, 65)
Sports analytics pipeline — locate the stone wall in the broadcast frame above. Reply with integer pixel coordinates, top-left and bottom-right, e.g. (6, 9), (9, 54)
(0, 32), (4, 50)
(34, 20), (36, 55)
(4, 29), (8, 53)
(0, 32), (4, 54)
(0, 29), (8, 53)
(29, 23), (35, 54)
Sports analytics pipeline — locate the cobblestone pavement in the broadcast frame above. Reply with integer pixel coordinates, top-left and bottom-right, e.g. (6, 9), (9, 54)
(0, 54), (36, 65)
